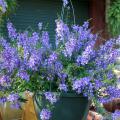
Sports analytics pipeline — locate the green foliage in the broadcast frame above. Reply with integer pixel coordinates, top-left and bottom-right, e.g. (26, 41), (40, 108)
(0, 0), (17, 35)
(6, 0), (17, 13)
(107, 0), (120, 36)
(0, 0), (17, 19)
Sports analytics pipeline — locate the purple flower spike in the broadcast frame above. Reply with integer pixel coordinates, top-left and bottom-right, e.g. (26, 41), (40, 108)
(38, 22), (43, 30)
(42, 31), (50, 48)
(7, 93), (19, 103)
(7, 22), (17, 39)
(59, 83), (68, 92)
(11, 103), (21, 109)
(40, 108), (51, 120)
(0, 75), (10, 86)
(47, 52), (58, 64)
(17, 70), (30, 82)
(62, 0), (68, 7)
(0, 0), (7, 13)
(112, 110), (120, 120)
(44, 92), (57, 104)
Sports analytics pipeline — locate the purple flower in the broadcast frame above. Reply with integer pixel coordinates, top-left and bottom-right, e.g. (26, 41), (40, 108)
(0, 0), (7, 13)
(59, 83), (68, 92)
(64, 36), (77, 57)
(40, 108), (51, 120)
(106, 70), (115, 80)
(47, 52), (58, 64)
(72, 77), (91, 92)
(82, 21), (89, 30)
(29, 32), (39, 45)
(62, 0), (68, 7)
(7, 94), (19, 103)
(72, 77), (94, 98)
(94, 80), (103, 89)
(44, 92), (57, 104)
(7, 22), (17, 39)
(17, 31), (29, 47)
(11, 103), (21, 109)
(54, 61), (63, 73)
(95, 44), (118, 70)
(112, 110), (120, 120)
(38, 22), (42, 30)
(72, 25), (79, 32)
(55, 19), (69, 47)
(41, 31), (50, 48)
(0, 75), (10, 86)
(1, 46), (19, 72)
(79, 41), (95, 65)
(0, 38), (9, 48)
(0, 97), (7, 104)
(58, 73), (67, 80)
(28, 50), (42, 70)
(17, 70), (30, 82)
(107, 87), (120, 100)
(100, 87), (120, 103)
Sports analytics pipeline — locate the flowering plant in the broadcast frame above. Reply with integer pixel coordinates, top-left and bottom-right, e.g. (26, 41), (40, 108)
(0, 0), (16, 14)
(0, 19), (119, 118)
(0, 0), (120, 119)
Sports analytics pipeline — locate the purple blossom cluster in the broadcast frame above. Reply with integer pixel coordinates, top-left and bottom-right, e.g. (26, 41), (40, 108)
(10, 102), (21, 109)
(0, 19), (119, 115)
(0, 97), (7, 104)
(47, 52), (58, 64)
(40, 108), (51, 120)
(62, 0), (68, 7)
(64, 36), (77, 57)
(78, 41), (95, 65)
(59, 83), (68, 92)
(44, 92), (57, 104)
(0, 0), (7, 13)
(72, 77), (94, 98)
(0, 75), (10, 86)
(17, 70), (30, 82)
(41, 31), (50, 48)
(107, 87), (120, 102)
(56, 21), (97, 58)
(28, 50), (42, 70)
(55, 19), (69, 47)
(38, 22), (42, 30)
(0, 21), (52, 106)
(7, 93), (19, 102)
(7, 22), (17, 39)
(112, 110), (120, 120)
(1, 44), (19, 72)
(95, 39), (118, 70)
(99, 87), (120, 104)
(7, 93), (20, 109)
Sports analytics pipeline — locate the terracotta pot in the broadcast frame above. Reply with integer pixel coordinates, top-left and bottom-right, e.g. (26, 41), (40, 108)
(103, 98), (120, 113)
(0, 103), (22, 120)
(87, 111), (103, 120)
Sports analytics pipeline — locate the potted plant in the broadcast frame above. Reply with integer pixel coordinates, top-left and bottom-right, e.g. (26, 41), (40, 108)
(0, 1), (120, 120)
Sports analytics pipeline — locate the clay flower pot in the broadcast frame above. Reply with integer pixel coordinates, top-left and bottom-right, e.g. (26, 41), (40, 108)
(87, 111), (103, 120)
(0, 103), (22, 120)
(103, 98), (120, 113)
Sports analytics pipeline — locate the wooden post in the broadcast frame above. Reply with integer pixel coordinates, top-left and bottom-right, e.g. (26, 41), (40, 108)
(89, 0), (107, 45)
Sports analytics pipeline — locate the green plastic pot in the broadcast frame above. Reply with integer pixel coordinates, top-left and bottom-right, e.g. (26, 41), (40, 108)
(34, 93), (90, 120)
